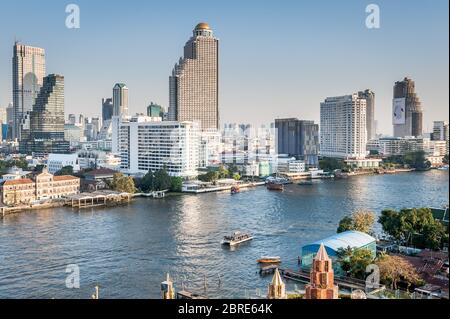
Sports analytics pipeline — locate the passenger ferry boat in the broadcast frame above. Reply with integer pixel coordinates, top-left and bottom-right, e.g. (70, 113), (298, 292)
(221, 231), (253, 246)
(231, 186), (240, 194)
(257, 256), (281, 264)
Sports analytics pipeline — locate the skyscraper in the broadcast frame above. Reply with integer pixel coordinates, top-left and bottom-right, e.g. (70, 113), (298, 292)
(358, 89), (375, 141)
(102, 98), (113, 122)
(274, 118), (320, 167)
(393, 77), (423, 138)
(113, 83), (129, 117)
(320, 94), (367, 159)
(12, 43), (46, 140)
(169, 23), (219, 131)
(19, 74), (69, 156)
(147, 102), (164, 118)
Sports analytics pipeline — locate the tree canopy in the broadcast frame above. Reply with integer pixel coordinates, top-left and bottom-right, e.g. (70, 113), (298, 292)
(337, 211), (376, 234)
(336, 247), (375, 279)
(378, 208), (448, 250)
(376, 254), (423, 290)
(54, 165), (74, 176)
(111, 173), (136, 193)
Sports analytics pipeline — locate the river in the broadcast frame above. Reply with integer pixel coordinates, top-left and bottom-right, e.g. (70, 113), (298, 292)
(0, 170), (448, 299)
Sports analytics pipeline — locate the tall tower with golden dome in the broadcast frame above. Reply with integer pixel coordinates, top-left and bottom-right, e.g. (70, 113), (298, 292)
(169, 22), (219, 131)
(304, 243), (339, 299)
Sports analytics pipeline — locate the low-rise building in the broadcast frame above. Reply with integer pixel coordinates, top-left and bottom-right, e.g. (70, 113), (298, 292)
(47, 153), (80, 174)
(1, 169), (80, 206)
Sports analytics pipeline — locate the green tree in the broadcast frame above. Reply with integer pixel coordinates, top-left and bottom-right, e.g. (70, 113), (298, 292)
(154, 168), (171, 191)
(139, 170), (155, 192)
(218, 166), (229, 179)
(379, 208), (448, 250)
(337, 211), (376, 234)
(232, 173), (241, 181)
(319, 157), (344, 172)
(443, 154), (449, 165)
(111, 173), (136, 193)
(170, 176), (183, 192)
(198, 171), (219, 183)
(337, 247), (374, 279)
(55, 165), (74, 176)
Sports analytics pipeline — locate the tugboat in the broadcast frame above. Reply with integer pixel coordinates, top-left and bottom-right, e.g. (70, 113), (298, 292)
(221, 231), (253, 246)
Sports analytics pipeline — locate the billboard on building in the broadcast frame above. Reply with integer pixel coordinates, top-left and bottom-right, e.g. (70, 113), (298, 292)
(393, 98), (406, 125)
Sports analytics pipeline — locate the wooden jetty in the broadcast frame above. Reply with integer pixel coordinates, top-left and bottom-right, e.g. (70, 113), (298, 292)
(66, 190), (132, 209)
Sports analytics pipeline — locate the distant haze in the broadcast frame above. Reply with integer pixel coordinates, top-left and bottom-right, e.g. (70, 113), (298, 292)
(0, 0), (448, 135)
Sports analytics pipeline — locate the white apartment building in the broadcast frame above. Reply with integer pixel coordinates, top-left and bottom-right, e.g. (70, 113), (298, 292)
(276, 157), (306, 174)
(320, 94), (367, 159)
(113, 115), (200, 177)
(367, 136), (447, 157)
(47, 153), (80, 174)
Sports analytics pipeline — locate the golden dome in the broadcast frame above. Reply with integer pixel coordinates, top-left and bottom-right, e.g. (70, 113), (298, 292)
(195, 22), (210, 30)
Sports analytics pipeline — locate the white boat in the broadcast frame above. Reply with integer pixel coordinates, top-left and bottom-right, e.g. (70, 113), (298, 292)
(438, 165), (449, 171)
(221, 231), (253, 246)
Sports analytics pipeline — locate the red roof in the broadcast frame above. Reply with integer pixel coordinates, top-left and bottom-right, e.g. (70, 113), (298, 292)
(2, 178), (34, 186)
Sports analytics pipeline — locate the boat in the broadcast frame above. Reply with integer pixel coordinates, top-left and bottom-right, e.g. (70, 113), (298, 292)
(257, 256), (281, 264)
(438, 165), (449, 171)
(221, 231), (253, 246)
(231, 186), (240, 194)
(298, 180), (314, 186)
(267, 181), (284, 191)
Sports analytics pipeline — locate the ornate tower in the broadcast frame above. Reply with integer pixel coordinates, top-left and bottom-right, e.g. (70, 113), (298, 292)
(161, 273), (175, 299)
(305, 243), (339, 299)
(267, 268), (286, 299)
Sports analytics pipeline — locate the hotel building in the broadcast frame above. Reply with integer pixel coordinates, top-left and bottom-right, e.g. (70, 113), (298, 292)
(393, 77), (423, 138)
(113, 116), (200, 177)
(320, 94), (367, 159)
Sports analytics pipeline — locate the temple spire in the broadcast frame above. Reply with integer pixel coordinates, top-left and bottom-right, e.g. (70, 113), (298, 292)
(267, 268), (286, 299)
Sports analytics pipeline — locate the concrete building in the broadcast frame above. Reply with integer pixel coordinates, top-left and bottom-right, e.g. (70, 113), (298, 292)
(102, 98), (113, 122)
(1, 169), (79, 206)
(276, 157), (306, 174)
(358, 89), (376, 141)
(320, 94), (367, 159)
(12, 43), (46, 140)
(433, 121), (449, 154)
(393, 77), (423, 138)
(47, 153), (80, 174)
(67, 114), (76, 125)
(367, 136), (446, 157)
(169, 23), (219, 130)
(275, 118), (320, 167)
(19, 74), (69, 156)
(113, 115), (200, 177)
(147, 102), (164, 118)
(113, 83), (129, 117)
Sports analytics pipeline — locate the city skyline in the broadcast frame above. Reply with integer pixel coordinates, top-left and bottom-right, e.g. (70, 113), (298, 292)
(0, 0), (448, 136)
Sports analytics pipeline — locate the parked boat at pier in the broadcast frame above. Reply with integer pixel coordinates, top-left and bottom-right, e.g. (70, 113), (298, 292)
(257, 256), (281, 264)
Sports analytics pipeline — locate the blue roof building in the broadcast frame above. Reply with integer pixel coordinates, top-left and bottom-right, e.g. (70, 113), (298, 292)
(301, 230), (377, 275)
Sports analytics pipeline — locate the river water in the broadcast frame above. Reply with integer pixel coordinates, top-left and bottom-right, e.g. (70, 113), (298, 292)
(0, 170), (448, 299)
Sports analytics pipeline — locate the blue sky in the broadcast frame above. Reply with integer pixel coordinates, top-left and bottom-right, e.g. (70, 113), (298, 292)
(0, 0), (448, 134)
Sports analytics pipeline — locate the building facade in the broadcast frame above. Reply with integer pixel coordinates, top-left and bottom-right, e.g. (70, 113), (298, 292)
(169, 23), (219, 130)
(12, 43), (46, 140)
(113, 83), (129, 117)
(1, 169), (80, 206)
(320, 94), (367, 159)
(275, 118), (320, 167)
(358, 89), (375, 141)
(393, 77), (423, 138)
(113, 116), (200, 177)
(147, 102), (164, 118)
(433, 121), (449, 155)
(102, 98), (114, 122)
(19, 74), (69, 156)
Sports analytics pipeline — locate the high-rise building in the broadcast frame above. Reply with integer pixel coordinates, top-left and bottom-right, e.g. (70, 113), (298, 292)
(147, 102), (164, 118)
(275, 118), (320, 167)
(102, 98), (113, 122)
(6, 102), (14, 140)
(393, 77), (423, 138)
(113, 84), (129, 117)
(358, 89), (375, 141)
(68, 114), (76, 125)
(19, 74), (69, 156)
(113, 115), (200, 177)
(169, 23), (219, 131)
(433, 121), (449, 154)
(320, 94), (367, 159)
(12, 43), (46, 140)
